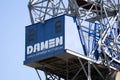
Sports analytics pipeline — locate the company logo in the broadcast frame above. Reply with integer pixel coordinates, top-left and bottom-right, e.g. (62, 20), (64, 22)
(27, 36), (63, 54)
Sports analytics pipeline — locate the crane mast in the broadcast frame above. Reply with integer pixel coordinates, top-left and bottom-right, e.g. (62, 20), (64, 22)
(24, 0), (120, 80)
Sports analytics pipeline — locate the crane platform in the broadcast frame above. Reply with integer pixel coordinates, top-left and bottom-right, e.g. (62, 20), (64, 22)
(24, 15), (116, 79)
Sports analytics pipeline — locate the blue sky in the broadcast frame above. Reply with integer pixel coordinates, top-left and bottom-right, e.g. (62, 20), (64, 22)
(0, 0), (44, 80)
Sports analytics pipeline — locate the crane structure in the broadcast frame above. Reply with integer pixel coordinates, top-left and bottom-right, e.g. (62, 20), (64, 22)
(24, 0), (120, 80)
